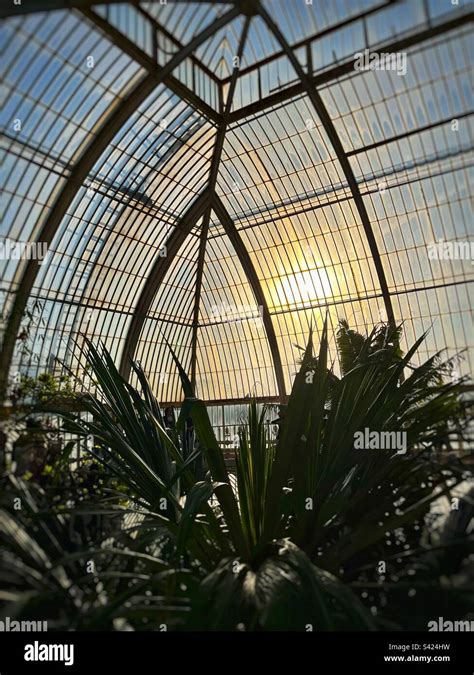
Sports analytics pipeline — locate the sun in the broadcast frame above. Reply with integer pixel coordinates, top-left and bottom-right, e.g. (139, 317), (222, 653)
(281, 267), (332, 305)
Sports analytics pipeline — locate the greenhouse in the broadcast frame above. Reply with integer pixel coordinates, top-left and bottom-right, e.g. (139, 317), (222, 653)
(0, 0), (473, 649)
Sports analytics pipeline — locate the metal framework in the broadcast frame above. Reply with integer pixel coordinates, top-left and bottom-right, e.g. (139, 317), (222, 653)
(189, 16), (251, 388)
(227, 12), (473, 120)
(0, 0), (232, 16)
(0, 4), (239, 399)
(256, 1), (395, 328)
(213, 195), (286, 399)
(1, 0), (472, 405)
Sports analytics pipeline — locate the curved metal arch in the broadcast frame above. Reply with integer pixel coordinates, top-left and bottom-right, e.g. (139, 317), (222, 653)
(213, 196), (287, 400)
(256, 1), (396, 329)
(120, 14), (287, 400)
(81, 6), (221, 124)
(119, 188), (212, 381)
(0, 6), (239, 401)
(190, 206), (212, 388)
(189, 15), (251, 388)
(118, 186), (287, 400)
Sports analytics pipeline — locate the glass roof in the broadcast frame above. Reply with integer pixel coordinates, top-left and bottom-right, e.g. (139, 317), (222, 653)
(0, 0), (472, 404)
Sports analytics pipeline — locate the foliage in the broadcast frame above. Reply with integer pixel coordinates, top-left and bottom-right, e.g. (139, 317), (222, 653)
(9, 372), (75, 407)
(0, 475), (191, 630)
(0, 321), (472, 631)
